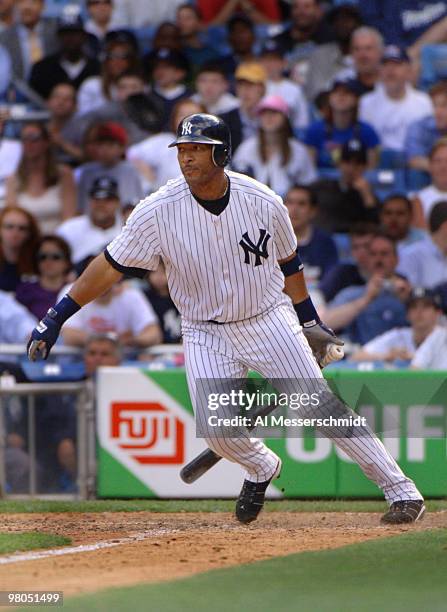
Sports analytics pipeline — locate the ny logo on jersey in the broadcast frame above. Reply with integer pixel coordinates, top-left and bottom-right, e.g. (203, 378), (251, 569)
(181, 121), (193, 136)
(239, 229), (271, 266)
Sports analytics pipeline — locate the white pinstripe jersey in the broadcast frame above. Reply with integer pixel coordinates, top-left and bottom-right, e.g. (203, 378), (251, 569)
(106, 171), (298, 323)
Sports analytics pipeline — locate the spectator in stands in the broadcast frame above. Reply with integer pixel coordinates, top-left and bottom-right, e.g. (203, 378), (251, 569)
(5, 122), (77, 233)
(198, 0), (280, 25)
(46, 83), (83, 166)
(176, 4), (219, 68)
(232, 94), (316, 196)
(76, 122), (143, 212)
(83, 332), (122, 376)
(272, 0), (334, 84)
(192, 63), (239, 115)
(311, 139), (379, 233)
(57, 176), (122, 265)
(0, 289), (37, 341)
(220, 61), (266, 152)
(0, 0), (59, 81)
(359, 46), (433, 153)
(319, 223), (377, 302)
(411, 303), (447, 369)
(334, 26), (383, 97)
(113, 0), (185, 29)
(323, 234), (411, 344)
(0, 206), (39, 291)
(77, 71), (162, 147)
(359, 1), (447, 50)
(0, 0), (15, 33)
(412, 140), (447, 229)
(380, 194), (427, 254)
(145, 263), (182, 344)
(28, 9), (100, 100)
(351, 288), (442, 363)
(62, 280), (162, 349)
(406, 82), (447, 173)
(15, 234), (72, 319)
(220, 13), (256, 75)
(147, 48), (191, 131)
(84, 0), (120, 51)
(304, 78), (379, 170)
(305, 5), (363, 102)
(0, 109), (22, 202)
(284, 184), (338, 282)
(398, 201), (447, 289)
(127, 98), (204, 195)
(260, 40), (309, 132)
(77, 33), (141, 115)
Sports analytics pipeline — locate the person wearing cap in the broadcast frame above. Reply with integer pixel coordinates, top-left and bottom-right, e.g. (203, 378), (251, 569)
(359, 45), (433, 153)
(77, 34), (141, 115)
(398, 200), (447, 290)
(76, 121), (143, 213)
(260, 40), (309, 132)
(311, 138), (379, 233)
(0, 0), (59, 81)
(192, 62), (239, 115)
(146, 47), (192, 132)
(57, 176), (123, 265)
(305, 77), (379, 169)
(28, 7), (100, 100)
(351, 288), (443, 363)
(232, 93), (316, 196)
(220, 61), (266, 152)
(305, 5), (363, 103)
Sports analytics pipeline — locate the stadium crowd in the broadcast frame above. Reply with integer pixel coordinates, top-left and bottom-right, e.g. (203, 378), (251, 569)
(2, 0), (447, 492)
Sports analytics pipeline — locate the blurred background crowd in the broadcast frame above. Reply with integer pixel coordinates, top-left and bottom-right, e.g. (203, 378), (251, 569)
(3, 0), (447, 492)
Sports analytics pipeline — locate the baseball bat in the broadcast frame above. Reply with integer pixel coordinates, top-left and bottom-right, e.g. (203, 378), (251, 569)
(180, 343), (345, 484)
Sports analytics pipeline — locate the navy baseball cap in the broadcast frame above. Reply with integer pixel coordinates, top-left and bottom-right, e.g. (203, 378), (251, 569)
(57, 5), (84, 31)
(330, 77), (361, 95)
(89, 177), (119, 200)
(153, 48), (189, 71)
(341, 138), (367, 163)
(260, 40), (285, 57)
(406, 287), (442, 309)
(382, 45), (410, 63)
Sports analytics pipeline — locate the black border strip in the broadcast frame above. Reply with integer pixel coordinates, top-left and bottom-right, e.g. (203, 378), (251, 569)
(104, 248), (149, 278)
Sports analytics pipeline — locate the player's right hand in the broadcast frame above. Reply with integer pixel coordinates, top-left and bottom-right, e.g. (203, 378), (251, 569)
(27, 308), (62, 361)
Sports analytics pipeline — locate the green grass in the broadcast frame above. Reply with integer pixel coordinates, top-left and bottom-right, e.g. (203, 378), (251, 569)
(59, 529), (447, 612)
(0, 532), (71, 554)
(0, 498), (446, 514)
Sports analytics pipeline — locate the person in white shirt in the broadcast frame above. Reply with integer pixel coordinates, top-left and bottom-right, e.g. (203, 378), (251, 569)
(191, 62), (239, 116)
(412, 139), (447, 229)
(259, 40), (309, 133)
(232, 94), (316, 197)
(57, 176), (123, 265)
(112, 0), (184, 28)
(411, 322), (447, 369)
(84, 0), (120, 45)
(359, 45), (433, 152)
(61, 281), (162, 349)
(351, 288), (443, 362)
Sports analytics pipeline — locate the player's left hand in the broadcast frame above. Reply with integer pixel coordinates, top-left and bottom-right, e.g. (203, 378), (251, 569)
(303, 322), (344, 365)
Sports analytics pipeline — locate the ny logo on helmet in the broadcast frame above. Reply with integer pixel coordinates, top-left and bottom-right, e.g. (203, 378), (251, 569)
(239, 229), (271, 266)
(182, 121), (193, 136)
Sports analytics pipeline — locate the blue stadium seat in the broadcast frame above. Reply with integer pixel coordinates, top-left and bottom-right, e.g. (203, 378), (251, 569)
(378, 148), (406, 170)
(333, 233), (352, 262)
(419, 44), (447, 90)
(20, 361), (86, 382)
(406, 168), (431, 191)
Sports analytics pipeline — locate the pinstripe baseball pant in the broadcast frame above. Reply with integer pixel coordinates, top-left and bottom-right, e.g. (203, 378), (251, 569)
(182, 302), (422, 503)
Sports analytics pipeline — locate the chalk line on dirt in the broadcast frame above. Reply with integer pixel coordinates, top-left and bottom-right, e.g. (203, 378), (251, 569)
(0, 528), (177, 565)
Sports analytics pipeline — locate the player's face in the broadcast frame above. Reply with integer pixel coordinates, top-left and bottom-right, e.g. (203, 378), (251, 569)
(177, 143), (217, 186)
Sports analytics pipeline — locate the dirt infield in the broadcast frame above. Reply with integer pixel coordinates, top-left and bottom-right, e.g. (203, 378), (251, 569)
(0, 511), (445, 597)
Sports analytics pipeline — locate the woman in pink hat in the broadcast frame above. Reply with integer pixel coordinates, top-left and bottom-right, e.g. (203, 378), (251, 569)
(231, 94), (316, 197)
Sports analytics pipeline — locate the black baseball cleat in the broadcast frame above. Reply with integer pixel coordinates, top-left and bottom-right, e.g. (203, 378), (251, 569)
(235, 460), (281, 525)
(380, 500), (426, 524)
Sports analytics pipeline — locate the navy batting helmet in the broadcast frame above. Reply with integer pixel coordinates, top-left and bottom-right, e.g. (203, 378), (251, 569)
(169, 113), (231, 167)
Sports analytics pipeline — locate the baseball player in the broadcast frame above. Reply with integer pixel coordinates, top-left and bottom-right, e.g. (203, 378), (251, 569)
(28, 114), (425, 525)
